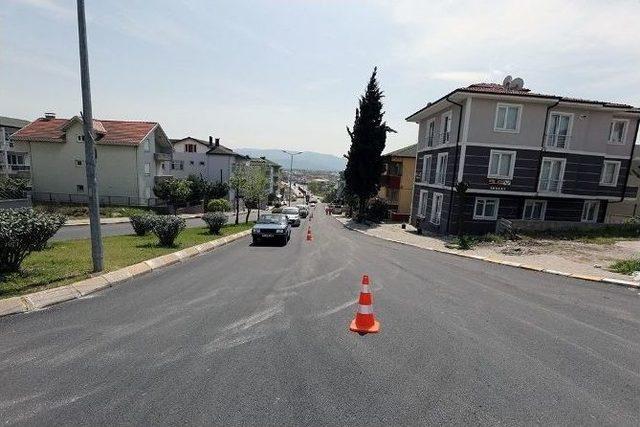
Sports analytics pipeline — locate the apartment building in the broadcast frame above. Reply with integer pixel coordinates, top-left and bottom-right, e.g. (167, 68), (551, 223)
(0, 116), (30, 179)
(407, 79), (640, 235)
(11, 114), (173, 205)
(378, 144), (416, 221)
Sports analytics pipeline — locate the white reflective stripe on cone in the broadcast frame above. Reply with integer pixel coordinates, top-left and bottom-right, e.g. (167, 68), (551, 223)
(360, 284), (371, 294)
(357, 304), (373, 314)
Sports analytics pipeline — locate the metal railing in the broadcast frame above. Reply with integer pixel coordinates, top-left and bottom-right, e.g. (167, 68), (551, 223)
(538, 178), (564, 193)
(545, 134), (572, 149)
(0, 164), (31, 172)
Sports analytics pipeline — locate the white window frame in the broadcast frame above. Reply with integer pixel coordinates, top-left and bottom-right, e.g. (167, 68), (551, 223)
(426, 119), (436, 147)
(607, 119), (628, 144)
(599, 160), (621, 187)
(546, 112), (573, 149)
(487, 150), (516, 180)
(493, 103), (522, 133)
(421, 155), (432, 183)
(430, 192), (443, 225)
(581, 200), (600, 223)
(538, 157), (566, 193)
(435, 152), (448, 185)
(77, 135), (84, 143)
(440, 111), (452, 144)
(417, 190), (429, 218)
(522, 199), (547, 220)
(144, 163), (150, 175)
(75, 159), (83, 167)
(144, 139), (150, 152)
(473, 197), (499, 220)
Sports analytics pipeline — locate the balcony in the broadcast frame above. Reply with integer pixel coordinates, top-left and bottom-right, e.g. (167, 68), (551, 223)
(545, 134), (572, 149)
(379, 174), (401, 189)
(154, 174), (173, 184)
(154, 152), (172, 161)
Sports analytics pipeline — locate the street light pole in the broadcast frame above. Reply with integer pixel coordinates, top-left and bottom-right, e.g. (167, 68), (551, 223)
(282, 150), (302, 206)
(77, 0), (103, 272)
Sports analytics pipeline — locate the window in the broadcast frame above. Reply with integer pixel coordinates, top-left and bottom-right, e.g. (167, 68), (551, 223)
(600, 160), (620, 186)
(417, 190), (429, 217)
(494, 103), (521, 132)
(547, 113), (572, 148)
(199, 161), (205, 166)
(488, 150), (516, 179)
(7, 153), (25, 165)
(185, 143), (197, 153)
(144, 139), (150, 151)
(430, 193), (443, 225)
(389, 188), (400, 203)
(76, 184), (84, 192)
(77, 135), (84, 143)
(171, 161), (184, 170)
(75, 159), (83, 167)
(388, 161), (402, 176)
(441, 112), (452, 144)
(523, 200), (546, 220)
(608, 119), (627, 144)
(144, 163), (150, 175)
(421, 155), (432, 183)
(435, 152), (448, 184)
(538, 158), (566, 193)
(581, 200), (600, 223)
(426, 120), (435, 147)
(189, 160), (195, 165)
(473, 197), (499, 220)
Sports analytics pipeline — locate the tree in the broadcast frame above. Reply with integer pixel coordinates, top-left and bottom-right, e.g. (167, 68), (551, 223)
(229, 163), (249, 225)
(242, 165), (270, 223)
(186, 175), (229, 207)
(153, 178), (192, 214)
(344, 67), (395, 221)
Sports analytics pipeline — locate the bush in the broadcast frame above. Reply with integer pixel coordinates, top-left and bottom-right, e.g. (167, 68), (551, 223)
(203, 212), (227, 234)
(0, 208), (66, 272)
(151, 215), (186, 247)
(366, 197), (389, 223)
(207, 198), (231, 212)
(0, 177), (29, 199)
(130, 214), (156, 236)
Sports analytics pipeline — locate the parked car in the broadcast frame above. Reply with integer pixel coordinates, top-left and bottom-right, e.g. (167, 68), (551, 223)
(331, 204), (343, 214)
(296, 204), (309, 218)
(282, 207), (301, 226)
(252, 214), (291, 245)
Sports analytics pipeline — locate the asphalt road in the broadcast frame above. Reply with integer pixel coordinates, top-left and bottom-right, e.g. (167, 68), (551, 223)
(52, 211), (261, 241)
(1, 204), (639, 425)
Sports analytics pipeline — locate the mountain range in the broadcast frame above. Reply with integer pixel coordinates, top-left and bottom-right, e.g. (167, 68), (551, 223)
(235, 148), (346, 171)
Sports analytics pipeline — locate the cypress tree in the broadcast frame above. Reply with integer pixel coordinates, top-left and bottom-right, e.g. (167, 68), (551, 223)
(345, 67), (395, 221)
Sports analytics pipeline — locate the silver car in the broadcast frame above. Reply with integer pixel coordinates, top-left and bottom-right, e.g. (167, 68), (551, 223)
(282, 207), (301, 226)
(296, 204), (309, 218)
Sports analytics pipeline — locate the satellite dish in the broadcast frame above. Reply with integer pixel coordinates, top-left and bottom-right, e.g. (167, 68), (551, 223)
(511, 77), (524, 90)
(502, 75), (513, 88)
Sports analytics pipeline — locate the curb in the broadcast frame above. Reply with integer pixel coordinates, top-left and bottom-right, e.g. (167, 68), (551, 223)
(336, 219), (640, 290)
(0, 229), (252, 318)
(63, 213), (204, 227)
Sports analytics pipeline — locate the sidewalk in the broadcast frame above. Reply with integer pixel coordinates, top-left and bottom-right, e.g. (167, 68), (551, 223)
(63, 209), (266, 226)
(335, 216), (640, 286)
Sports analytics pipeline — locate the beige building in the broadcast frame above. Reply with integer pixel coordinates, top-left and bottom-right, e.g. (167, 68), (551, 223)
(12, 114), (173, 205)
(378, 144), (416, 221)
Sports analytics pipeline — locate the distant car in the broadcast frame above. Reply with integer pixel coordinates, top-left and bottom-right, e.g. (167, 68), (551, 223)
(310, 199), (318, 206)
(252, 214), (291, 245)
(331, 204), (343, 214)
(296, 204), (309, 218)
(282, 207), (301, 226)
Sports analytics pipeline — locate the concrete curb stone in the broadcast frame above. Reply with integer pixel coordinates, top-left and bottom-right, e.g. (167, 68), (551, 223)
(0, 297), (29, 316)
(1, 228), (252, 318)
(335, 217), (640, 290)
(71, 276), (110, 296)
(23, 285), (81, 309)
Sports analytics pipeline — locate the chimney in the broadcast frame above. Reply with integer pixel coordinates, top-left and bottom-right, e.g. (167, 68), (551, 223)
(209, 136), (213, 147)
(44, 112), (56, 120)
(215, 138), (220, 147)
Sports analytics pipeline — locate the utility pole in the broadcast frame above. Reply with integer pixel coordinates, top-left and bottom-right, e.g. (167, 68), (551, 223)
(282, 150), (302, 206)
(77, 0), (103, 272)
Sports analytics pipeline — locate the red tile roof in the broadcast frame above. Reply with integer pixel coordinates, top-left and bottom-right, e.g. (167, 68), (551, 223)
(12, 116), (158, 145)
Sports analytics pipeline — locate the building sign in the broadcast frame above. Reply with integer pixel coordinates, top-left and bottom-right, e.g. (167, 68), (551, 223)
(488, 178), (511, 190)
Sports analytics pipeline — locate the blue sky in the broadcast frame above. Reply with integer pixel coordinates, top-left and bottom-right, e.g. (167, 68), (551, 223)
(2, 0), (639, 155)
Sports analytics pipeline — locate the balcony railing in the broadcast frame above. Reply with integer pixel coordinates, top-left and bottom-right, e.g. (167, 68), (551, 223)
(545, 134), (572, 149)
(538, 178), (563, 193)
(0, 164), (30, 172)
(154, 152), (172, 161)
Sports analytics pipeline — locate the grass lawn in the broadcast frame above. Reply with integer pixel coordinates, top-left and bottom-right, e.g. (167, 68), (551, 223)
(0, 222), (253, 299)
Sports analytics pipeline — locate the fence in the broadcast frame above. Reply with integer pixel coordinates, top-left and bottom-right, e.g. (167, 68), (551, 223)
(0, 198), (32, 209)
(31, 191), (166, 208)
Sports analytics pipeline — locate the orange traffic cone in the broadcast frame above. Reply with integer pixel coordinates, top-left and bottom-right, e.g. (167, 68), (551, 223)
(306, 226), (313, 241)
(349, 274), (380, 335)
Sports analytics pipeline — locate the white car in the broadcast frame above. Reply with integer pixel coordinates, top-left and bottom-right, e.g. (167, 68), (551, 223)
(282, 207), (301, 226)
